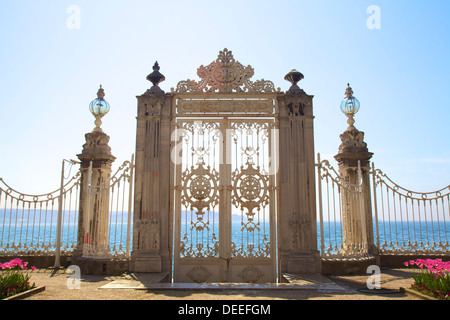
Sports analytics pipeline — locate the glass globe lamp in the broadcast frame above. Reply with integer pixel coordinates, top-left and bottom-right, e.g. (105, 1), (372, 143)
(89, 85), (110, 132)
(340, 83), (360, 128)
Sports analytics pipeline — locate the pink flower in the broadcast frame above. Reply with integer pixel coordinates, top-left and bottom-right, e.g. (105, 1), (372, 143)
(31, 266), (36, 271)
(404, 262), (409, 267)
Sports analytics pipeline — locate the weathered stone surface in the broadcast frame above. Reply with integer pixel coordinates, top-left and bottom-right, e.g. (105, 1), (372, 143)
(278, 88), (321, 274)
(81, 131), (113, 157)
(74, 128), (115, 261)
(335, 125), (377, 257)
(132, 51), (321, 278)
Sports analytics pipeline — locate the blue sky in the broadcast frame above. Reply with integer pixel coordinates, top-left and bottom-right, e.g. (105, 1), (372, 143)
(0, 0), (449, 194)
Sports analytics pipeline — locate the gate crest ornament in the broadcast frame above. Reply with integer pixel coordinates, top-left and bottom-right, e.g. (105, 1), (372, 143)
(181, 164), (220, 216)
(231, 162), (270, 218)
(174, 48), (278, 94)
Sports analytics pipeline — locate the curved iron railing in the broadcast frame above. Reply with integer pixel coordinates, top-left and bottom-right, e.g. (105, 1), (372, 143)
(371, 163), (450, 254)
(316, 154), (369, 258)
(83, 155), (135, 259)
(0, 155), (135, 259)
(0, 170), (81, 255)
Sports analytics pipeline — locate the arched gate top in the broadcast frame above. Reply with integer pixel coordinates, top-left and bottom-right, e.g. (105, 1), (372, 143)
(172, 48), (280, 94)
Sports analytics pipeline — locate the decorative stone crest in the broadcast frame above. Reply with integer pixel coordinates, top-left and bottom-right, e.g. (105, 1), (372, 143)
(239, 265), (264, 283)
(137, 94), (166, 117)
(289, 212), (311, 250)
(187, 266), (212, 283)
(284, 94), (310, 117)
(81, 131), (112, 156)
(174, 49), (277, 94)
(338, 128), (368, 154)
(136, 218), (160, 251)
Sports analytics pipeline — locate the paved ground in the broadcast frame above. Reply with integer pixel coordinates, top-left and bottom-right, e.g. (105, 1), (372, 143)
(20, 267), (420, 301)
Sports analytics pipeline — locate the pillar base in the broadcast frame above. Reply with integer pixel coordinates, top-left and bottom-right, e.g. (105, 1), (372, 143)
(281, 250), (322, 274)
(321, 255), (377, 275)
(72, 256), (129, 275)
(130, 251), (163, 273)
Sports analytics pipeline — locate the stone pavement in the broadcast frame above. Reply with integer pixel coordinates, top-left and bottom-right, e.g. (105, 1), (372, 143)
(19, 267), (421, 301)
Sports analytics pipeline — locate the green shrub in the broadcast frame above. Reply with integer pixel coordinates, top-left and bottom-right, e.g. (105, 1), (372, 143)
(0, 258), (36, 299)
(404, 259), (450, 300)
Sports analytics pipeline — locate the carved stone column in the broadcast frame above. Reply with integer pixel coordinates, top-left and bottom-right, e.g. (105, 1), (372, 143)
(334, 120), (376, 257)
(130, 63), (172, 273)
(278, 70), (321, 274)
(74, 130), (116, 259)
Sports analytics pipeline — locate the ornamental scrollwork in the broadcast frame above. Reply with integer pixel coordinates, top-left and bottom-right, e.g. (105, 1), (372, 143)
(181, 164), (220, 216)
(231, 162), (269, 219)
(174, 49), (277, 94)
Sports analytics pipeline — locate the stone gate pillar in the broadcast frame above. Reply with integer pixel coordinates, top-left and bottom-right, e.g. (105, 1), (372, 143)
(130, 63), (172, 273)
(278, 70), (322, 274)
(334, 84), (377, 257)
(74, 86), (116, 260)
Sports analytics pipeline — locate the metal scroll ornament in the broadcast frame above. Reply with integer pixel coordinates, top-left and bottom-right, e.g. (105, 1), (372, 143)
(231, 162), (270, 224)
(181, 164), (220, 226)
(175, 48), (277, 94)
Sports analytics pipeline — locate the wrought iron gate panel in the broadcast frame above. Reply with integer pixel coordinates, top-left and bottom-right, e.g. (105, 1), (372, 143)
(177, 120), (221, 260)
(173, 115), (277, 283)
(170, 49), (279, 283)
(228, 119), (277, 283)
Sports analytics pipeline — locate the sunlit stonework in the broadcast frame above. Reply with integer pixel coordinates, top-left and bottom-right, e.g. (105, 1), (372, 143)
(174, 48), (278, 94)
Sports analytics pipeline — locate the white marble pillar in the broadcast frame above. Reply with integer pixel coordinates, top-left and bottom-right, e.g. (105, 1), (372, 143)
(335, 126), (376, 256)
(278, 71), (322, 274)
(130, 63), (172, 273)
(75, 131), (116, 259)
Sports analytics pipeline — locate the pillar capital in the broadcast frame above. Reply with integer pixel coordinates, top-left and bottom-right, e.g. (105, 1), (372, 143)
(77, 131), (116, 166)
(335, 127), (373, 168)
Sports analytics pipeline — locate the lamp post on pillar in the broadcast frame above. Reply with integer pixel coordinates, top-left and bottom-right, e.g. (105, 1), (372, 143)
(74, 86), (116, 262)
(340, 84), (361, 131)
(334, 84), (377, 257)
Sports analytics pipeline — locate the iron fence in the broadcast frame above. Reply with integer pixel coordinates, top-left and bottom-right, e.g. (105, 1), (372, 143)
(0, 170), (81, 255)
(316, 154), (369, 258)
(2, 153), (448, 261)
(83, 155), (134, 259)
(316, 154), (450, 258)
(371, 163), (450, 254)
(0, 156), (134, 260)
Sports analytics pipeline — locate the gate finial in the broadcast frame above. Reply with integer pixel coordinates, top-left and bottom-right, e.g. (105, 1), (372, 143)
(285, 69), (305, 94)
(146, 61), (165, 94)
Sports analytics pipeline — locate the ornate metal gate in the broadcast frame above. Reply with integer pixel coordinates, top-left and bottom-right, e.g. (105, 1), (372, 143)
(171, 49), (279, 283)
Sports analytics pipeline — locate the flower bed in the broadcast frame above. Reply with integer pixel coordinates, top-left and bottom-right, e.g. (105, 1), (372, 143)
(404, 259), (450, 300)
(1, 259), (36, 300)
